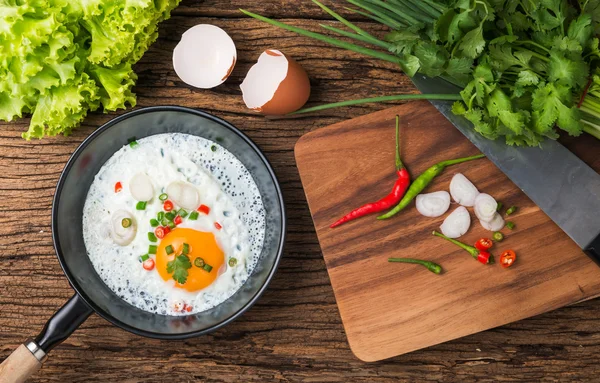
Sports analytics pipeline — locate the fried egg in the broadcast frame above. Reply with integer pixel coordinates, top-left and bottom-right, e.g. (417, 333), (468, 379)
(82, 133), (266, 316)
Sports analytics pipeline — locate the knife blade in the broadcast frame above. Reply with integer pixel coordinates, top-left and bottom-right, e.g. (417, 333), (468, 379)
(411, 75), (600, 264)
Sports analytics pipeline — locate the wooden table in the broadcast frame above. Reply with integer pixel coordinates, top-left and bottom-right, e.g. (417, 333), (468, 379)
(1, 1), (600, 381)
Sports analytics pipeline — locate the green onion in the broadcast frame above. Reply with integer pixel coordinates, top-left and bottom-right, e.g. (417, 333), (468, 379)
(148, 232), (157, 242)
(148, 245), (157, 254)
(165, 212), (175, 221)
(182, 243), (190, 255)
(136, 201), (147, 210)
(121, 218), (132, 228)
(168, 221), (176, 229)
(506, 221), (515, 230)
(189, 211), (199, 220)
(159, 193), (168, 201)
(139, 254), (149, 262)
(150, 219), (159, 227)
(506, 206), (518, 216)
(211, 145), (217, 152)
(194, 257), (205, 267)
(157, 212), (165, 221)
(161, 218), (168, 227)
(496, 202), (503, 212)
(493, 232), (504, 242)
(178, 209), (188, 218)
(129, 140), (139, 149)
(166, 245), (174, 255)
(228, 258), (238, 267)
(203, 264), (213, 273)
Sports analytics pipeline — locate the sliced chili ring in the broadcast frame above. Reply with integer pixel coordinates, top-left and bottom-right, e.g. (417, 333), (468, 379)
(114, 182), (123, 193)
(174, 215), (183, 225)
(198, 204), (210, 215)
(475, 238), (493, 251)
(500, 250), (516, 268)
(163, 200), (174, 212)
(155, 226), (166, 239)
(142, 258), (155, 271)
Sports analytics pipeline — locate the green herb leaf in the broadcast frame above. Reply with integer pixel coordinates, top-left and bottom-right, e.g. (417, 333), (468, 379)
(167, 254), (192, 284)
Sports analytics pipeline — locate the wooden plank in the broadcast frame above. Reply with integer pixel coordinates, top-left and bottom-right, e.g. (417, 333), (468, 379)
(295, 101), (600, 362)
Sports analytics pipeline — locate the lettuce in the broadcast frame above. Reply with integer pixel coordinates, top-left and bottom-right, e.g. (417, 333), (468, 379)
(0, 0), (180, 139)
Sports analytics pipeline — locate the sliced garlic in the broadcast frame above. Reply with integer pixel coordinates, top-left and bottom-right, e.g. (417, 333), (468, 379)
(166, 181), (200, 210)
(130, 173), (154, 202)
(111, 210), (136, 246)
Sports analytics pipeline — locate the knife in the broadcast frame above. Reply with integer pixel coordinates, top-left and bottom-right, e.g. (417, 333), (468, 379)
(411, 75), (600, 265)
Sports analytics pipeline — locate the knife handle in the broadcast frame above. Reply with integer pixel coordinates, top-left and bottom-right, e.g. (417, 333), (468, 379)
(585, 234), (600, 267)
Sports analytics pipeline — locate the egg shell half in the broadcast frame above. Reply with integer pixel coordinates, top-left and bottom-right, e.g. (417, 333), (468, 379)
(240, 49), (311, 115)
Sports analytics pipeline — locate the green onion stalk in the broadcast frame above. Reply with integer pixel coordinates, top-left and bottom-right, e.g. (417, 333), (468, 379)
(241, 0), (600, 144)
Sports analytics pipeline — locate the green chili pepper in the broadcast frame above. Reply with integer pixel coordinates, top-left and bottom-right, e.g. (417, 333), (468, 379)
(150, 219), (159, 228)
(493, 232), (504, 241)
(506, 221), (515, 230)
(228, 258), (238, 267)
(378, 154), (485, 219)
(121, 218), (132, 228)
(388, 258), (442, 274)
(506, 206), (518, 216)
(496, 202), (503, 212)
(432, 231), (494, 264)
(148, 232), (158, 242)
(194, 257), (205, 268)
(189, 211), (199, 220)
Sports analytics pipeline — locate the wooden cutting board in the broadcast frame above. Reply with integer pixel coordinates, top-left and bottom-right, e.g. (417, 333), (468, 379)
(294, 101), (600, 362)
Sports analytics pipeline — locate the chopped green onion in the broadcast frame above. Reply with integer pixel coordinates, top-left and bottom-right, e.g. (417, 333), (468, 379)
(150, 219), (159, 227)
(168, 221), (176, 229)
(211, 145), (217, 152)
(148, 232), (158, 242)
(182, 243), (190, 255)
(228, 258), (237, 267)
(129, 140), (139, 149)
(506, 221), (515, 230)
(194, 257), (205, 268)
(136, 201), (147, 210)
(166, 245), (174, 255)
(165, 212), (175, 221)
(189, 211), (199, 220)
(157, 212), (165, 221)
(493, 232), (504, 242)
(121, 218), (132, 228)
(159, 193), (168, 201)
(148, 245), (157, 254)
(506, 206), (518, 215)
(496, 202), (503, 212)
(161, 218), (168, 227)
(203, 264), (213, 273)
(178, 209), (188, 218)
(139, 254), (149, 262)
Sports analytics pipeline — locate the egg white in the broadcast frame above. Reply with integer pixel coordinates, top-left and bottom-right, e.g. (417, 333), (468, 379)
(82, 133), (265, 316)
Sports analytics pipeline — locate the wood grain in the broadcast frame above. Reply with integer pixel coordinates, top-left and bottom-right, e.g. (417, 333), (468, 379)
(295, 102), (600, 362)
(1, 0), (600, 381)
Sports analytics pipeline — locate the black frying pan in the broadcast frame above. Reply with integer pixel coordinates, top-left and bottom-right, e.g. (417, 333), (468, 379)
(0, 107), (286, 382)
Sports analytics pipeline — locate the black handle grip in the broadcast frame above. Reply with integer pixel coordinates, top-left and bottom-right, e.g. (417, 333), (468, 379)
(34, 294), (93, 353)
(584, 233), (600, 267)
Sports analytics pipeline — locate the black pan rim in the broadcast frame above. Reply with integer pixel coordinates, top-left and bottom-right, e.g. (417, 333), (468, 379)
(51, 106), (286, 340)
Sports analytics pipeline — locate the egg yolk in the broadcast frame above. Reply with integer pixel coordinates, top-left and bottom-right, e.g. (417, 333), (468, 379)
(156, 228), (224, 292)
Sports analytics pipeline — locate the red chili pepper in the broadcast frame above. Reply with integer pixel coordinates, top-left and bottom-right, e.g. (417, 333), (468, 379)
(114, 182), (123, 193)
(477, 251), (492, 264)
(174, 215), (182, 225)
(142, 258), (155, 271)
(500, 250), (516, 268)
(185, 305), (192, 312)
(475, 238), (493, 251)
(198, 204), (210, 215)
(163, 200), (174, 212)
(331, 116), (410, 228)
(155, 227), (166, 239)
(214, 222), (222, 230)
(163, 226), (171, 235)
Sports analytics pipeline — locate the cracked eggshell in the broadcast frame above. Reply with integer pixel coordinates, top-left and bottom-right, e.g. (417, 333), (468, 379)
(173, 24), (237, 89)
(240, 49), (311, 115)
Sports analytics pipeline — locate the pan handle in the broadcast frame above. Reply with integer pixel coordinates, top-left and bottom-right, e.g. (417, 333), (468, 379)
(0, 294), (93, 383)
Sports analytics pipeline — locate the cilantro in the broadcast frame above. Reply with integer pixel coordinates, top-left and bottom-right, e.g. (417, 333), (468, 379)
(166, 254), (192, 284)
